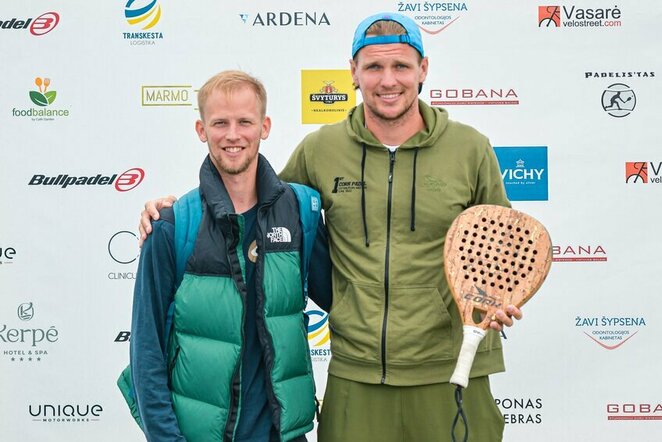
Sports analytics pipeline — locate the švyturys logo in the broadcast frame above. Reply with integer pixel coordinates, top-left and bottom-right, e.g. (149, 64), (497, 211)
(1, 302), (59, 363)
(28, 168), (145, 192)
(397, 1), (468, 35)
(538, 5), (622, 28)
(602, 83), (636, 118)
(123, 0), (163, 45)
(12, 77), (70, 121)
(575, 314), (646, 350)
(0, 12), (59, 36)
(301, 70), (355, 124)
(625, 162), (662, 184)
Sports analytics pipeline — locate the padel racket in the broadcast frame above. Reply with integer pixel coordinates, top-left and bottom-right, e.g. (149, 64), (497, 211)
(445, 204), (552, 389)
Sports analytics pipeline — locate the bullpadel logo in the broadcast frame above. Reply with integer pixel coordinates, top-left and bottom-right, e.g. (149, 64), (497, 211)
(12, 77), (70, 121)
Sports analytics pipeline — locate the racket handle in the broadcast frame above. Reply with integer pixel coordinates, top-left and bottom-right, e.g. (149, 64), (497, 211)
(450, 326), (487, 388)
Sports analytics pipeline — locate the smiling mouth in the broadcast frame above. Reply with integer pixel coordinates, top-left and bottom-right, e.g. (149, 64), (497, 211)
(223, 147), (244, 153)
(378, 92), (402, 100)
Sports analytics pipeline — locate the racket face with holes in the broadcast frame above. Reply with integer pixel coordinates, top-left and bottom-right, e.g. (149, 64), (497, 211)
(444, 205), (552, 329)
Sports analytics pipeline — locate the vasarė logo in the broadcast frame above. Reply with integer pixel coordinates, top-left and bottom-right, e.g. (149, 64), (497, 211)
(28, 168), (145, 192)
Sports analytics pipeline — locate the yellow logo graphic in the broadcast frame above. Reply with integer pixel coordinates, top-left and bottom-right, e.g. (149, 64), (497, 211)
(301, 70), (355, 124)
(125, 0), (161, 30)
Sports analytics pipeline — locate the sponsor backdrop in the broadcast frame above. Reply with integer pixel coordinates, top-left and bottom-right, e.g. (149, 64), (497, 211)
(1, 0), (660, 441)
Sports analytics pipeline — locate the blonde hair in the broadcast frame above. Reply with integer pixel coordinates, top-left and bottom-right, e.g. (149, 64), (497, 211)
(365, 19), (407, 37)
(197, 70), (267, 120)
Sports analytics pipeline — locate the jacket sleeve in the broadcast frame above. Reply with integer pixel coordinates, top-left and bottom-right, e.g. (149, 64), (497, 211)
(130, 218), (186, 442)
(472, 141), (511, 208)
(279, 137), (315, 188)
(307, 215), (332, 313)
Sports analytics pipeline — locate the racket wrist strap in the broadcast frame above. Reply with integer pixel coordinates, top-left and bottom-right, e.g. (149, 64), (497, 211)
(450, 325), (487, 388)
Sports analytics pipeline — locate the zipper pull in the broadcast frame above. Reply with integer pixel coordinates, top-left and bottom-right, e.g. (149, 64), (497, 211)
(388, 151), (396, 183)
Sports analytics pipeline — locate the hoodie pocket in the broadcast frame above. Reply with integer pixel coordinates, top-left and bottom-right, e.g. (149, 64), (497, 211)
(386, 285), (453, 364)
(329, 279), (383, 364)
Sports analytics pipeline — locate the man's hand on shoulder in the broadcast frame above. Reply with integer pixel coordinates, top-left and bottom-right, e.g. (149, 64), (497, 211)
(139, 195), (177, 246)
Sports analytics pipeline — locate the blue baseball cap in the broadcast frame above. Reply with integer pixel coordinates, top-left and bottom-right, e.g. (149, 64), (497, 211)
(351, 12), (424, 58)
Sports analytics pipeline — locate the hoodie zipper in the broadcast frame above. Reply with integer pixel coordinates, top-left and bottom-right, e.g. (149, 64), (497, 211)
(381, 150), (396, 384)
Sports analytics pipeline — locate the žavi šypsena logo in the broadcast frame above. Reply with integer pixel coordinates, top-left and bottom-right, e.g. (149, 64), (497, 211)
(494, 146), (548, 201)
(12, 77), (70, 121)
(123, 0), (163, 45)
(602, 83), (636, 117)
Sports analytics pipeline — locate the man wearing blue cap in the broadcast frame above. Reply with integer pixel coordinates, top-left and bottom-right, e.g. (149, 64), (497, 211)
(139, 12), (520, 442)
(280, 12), (519, 441)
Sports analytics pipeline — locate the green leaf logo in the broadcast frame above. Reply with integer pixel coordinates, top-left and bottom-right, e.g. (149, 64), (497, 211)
(45, 91), (57, 105)
(29, 91), (49, 107)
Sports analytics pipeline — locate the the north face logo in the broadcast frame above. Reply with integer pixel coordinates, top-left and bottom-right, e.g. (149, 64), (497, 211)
(266, 227), (291, 243)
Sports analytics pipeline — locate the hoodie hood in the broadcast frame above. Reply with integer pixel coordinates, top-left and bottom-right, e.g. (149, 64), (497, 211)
(345, 99), (450, 149)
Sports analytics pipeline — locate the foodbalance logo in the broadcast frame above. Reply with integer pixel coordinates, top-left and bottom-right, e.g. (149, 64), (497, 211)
(12, 77), (70, 121)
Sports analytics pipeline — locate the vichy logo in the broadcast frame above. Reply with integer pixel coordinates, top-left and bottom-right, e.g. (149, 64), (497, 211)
(239, 11), (330, 26)
(602, 83), (636, 117)
(538, 5), (622, 28)
(494, 147), (548, 201)
(2, 303), (58, 362)
(575, 314), (646, 350)
(494, 397), (543, 425)
(266, 227), (291, 243)
(0, 12), (60, 36)
(28, 168), (145, 191)
(397, 1), (468, 35)
(1, 246), (17, 265)
(429, 88), (519, 106)
(29, 404), (103, 423)
(123, 0), (163, 44)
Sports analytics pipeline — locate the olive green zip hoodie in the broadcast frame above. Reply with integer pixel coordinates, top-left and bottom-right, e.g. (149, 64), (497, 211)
(280, 100), (510, 386)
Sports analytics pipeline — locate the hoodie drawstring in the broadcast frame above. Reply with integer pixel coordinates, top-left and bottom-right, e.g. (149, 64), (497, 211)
(361, 143), (370, 247)
(410, 147), (419, 231)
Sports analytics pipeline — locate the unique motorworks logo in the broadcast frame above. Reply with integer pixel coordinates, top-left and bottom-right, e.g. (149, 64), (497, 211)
(29, 403), (103, 423)
(1, 246), (17, 265)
